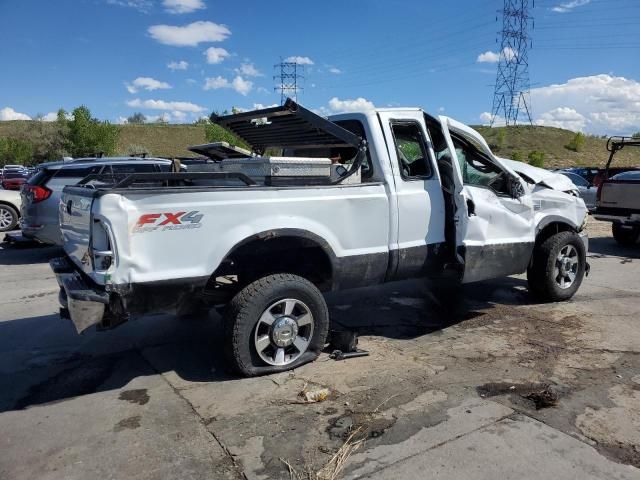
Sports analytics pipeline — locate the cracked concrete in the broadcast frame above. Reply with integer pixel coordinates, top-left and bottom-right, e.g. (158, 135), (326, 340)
(1, 220), (639, 479)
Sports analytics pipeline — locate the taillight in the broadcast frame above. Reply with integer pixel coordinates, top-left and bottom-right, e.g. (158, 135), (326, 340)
(26, 185), (52, 203)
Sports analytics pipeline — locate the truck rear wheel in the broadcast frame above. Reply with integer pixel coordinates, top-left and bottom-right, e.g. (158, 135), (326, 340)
(224, 273), (329, 377)
(527, 231), (586, 302)
(612, 223), (640, 246)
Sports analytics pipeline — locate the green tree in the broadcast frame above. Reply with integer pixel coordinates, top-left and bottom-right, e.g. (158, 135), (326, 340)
(495, 129), (506, 152)
(511, 151), (524, 162)
(527, 150), (545, 168)
(566, 132), (585, 152)
(0, 137), (34, 166)
(632, 132), (640, 139)
(127, 112), (146, 124)
(63, 106), (119, 157)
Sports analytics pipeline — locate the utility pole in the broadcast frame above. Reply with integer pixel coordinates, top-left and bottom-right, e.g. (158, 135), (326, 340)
(490, 0), (534, 126)
(274, 59), (303, 105)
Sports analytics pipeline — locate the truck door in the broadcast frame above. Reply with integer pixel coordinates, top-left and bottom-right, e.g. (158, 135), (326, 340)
(438, 117), (535, 283)
(377, 111), (446, 279)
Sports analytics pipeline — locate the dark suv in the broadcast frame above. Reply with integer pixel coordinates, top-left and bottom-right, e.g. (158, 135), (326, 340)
(21, 157), (176, 244)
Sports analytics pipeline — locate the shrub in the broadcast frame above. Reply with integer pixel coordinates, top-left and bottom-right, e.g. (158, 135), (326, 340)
(62, 106), (119, 157)
(511, 151), (524, 162)
(566, 132), (585, 152)
(527, 150), (545, 168)
(0, 137), (34, 166)
(632, 132), (640, 139)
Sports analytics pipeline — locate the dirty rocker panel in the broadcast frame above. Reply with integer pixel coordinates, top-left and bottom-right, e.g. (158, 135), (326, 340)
(461, 242), (535, 284)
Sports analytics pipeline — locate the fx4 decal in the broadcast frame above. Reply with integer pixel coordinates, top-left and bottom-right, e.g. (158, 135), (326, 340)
(133, 211), (204, 233)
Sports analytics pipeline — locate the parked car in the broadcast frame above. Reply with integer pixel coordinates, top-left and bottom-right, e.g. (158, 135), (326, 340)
(0, 188), (22, 232)
(1, 171), (28, 190)
(557, 167), (599, 186)
(21, 157), (179, 245)
(557, 171), (597, 211)
(594, 137), (640, 245)
(51, 100), (589, 376)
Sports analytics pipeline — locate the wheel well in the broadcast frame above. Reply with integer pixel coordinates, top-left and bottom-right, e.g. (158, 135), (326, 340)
(0, 201), (20, 218)
(206, 235), (334, 301)
(535, 222), (576, 247)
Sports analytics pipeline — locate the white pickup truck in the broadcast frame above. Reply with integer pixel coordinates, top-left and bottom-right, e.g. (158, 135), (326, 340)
(51, 101), (589, 376)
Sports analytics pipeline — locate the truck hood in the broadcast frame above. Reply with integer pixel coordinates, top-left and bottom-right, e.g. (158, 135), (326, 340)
(499, 158), (577, 192)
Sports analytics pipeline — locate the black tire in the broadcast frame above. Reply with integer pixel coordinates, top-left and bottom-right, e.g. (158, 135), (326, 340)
(527, 231), (586, 302)
(612, 223), (640, 246)
(0, 203), (19, 233)
(224, 273), (329, 377)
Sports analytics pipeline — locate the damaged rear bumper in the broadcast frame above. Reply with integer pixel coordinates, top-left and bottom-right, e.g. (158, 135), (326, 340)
(50, 257), (110, 333)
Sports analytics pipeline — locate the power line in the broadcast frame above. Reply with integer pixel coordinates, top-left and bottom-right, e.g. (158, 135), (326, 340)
(273, 59), (304, 105)
(491, 0), (534, 126)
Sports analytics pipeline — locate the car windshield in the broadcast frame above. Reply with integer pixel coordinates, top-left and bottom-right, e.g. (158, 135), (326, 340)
(560, 172), (588, 187)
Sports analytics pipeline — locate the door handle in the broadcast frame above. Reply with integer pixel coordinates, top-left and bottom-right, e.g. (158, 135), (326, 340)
(66, 200), (73, 214)
(466, 199), (476, 216)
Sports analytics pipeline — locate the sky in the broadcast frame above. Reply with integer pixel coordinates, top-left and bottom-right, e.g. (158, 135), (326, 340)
(0, 0), (639, 134)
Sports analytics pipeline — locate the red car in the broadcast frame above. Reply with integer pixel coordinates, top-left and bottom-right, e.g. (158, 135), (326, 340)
(1, 172), (27, 190)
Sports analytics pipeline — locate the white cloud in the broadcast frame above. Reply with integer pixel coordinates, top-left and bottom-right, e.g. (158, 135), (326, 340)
(106, 0), (152, 13)
(203, 76), (229, 90)
(42, 112), (59, 121)
(116, 116), (129, 124)
(231, 76), (253, 96)
(204, 47), (230, 64)
(203, 75), (253, 95)
(163, 0), (205, 14)
(125, 77), (171, 94)
(477, 47), (516, 63)
(530, 74), (640, 134)
(257, 86), (270, 94)
(284, 56), (314, 65)
(252, 103), (279, 110)
(479, 112), (494, 124)
(438, 106), (445, 112)
(552, 0), (591, 13)
(148, 21), (230, 47)
(170, 110), (188, 121)
(535, 107), (587, 131)
(0, 107), (31, 121)
(126, 98), (205, 112)
(167, 60), (189, 71)
(235, 63), (262, 77)
(327, 97), (375, 113)
(328, 67), (342, 74)
(477, 51), (499, 63)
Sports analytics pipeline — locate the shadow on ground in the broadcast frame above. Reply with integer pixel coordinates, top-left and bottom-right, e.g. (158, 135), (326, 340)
(587, 237), (640, 259)
(0, 274), (543, 413)
(0, 241), (62, 265)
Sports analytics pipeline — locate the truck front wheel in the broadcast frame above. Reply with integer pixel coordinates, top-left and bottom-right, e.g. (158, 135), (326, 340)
(224, 273), (329, 377)
(612, 223), (640, 246)
(527, 231), (586, 302)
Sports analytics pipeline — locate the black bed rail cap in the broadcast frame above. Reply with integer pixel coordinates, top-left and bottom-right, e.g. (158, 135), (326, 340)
(210, 98), (364, 153)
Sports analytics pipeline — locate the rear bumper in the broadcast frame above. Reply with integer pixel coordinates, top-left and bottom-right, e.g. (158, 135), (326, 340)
(50, 257), (110, 333)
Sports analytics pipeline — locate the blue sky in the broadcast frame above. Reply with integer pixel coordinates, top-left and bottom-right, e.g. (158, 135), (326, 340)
(0, 0), (638, 134)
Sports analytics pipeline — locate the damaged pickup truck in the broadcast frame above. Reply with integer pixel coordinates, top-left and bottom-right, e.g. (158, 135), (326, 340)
(51, 100), (589, 376)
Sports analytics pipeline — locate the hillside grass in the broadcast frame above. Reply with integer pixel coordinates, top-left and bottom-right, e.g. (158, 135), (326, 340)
(473, 125), (640, 168)
(1, 120), (639, 167)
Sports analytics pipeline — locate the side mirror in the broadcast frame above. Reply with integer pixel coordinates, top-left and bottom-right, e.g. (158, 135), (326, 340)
(509, 175), (526, 199)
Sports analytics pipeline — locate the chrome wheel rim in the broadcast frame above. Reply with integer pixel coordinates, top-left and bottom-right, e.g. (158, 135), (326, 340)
(254, 298), (314, 366)
(0, 207), (13, 229)
(555, 244), (579, 289)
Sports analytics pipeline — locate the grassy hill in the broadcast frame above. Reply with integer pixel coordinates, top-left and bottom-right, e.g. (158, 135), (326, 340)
(473, 125), (640, 168)
(1, 120), (638, 167)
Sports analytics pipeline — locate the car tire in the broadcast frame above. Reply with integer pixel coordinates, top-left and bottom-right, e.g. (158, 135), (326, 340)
(527, 231), (586, 302)
(0, 203), (19, 232)
(612, 223), (640, 246)
(224, 273), (329, 377)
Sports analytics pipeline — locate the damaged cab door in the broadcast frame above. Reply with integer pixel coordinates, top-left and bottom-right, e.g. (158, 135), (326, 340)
(439, 117), (535, 283)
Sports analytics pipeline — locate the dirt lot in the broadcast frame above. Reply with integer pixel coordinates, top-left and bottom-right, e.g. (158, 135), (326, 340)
(0, 219), (639, 479)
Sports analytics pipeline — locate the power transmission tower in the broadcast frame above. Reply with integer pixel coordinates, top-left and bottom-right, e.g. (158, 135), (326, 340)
(490, 0), (534, 126)
(274, 59), (304, 105)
